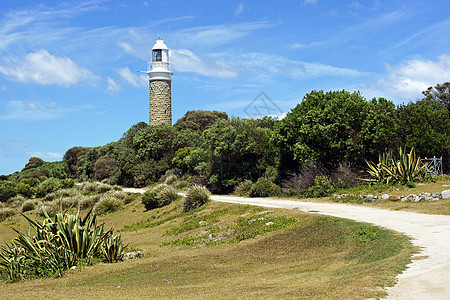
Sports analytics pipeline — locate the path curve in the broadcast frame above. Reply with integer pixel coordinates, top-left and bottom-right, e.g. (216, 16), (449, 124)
(210, 195), (450, 300)
(123, 187), (450, 299)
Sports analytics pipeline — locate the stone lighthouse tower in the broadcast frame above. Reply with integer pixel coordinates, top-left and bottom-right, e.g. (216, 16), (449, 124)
(147, 39), (173, 125)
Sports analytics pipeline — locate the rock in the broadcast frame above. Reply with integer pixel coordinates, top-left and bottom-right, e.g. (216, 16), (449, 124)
(71, 266), (77, 270)
(442, 190), (450, 199)
(124, 251), (142, 260)
(431, 193), (442, 199)
(381, 194), (389, 200)
(389, 195), (401, 201)
(258, 211), (272, 215)
(265, 222), (274, 226)
(406, 194), (419, 202)
(198, 221), (207, 225)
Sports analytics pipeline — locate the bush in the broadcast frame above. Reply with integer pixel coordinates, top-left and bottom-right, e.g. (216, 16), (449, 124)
(141, 184), (178, 211)
(19, 177), (41, 187)
(234, 180), (253, 196)
(93, 197), (123, 215)
(60, 178), (75, 189)
(0, 182), (17, 202)
(249, 178), (280, 198)
(79, 195), (101, 210)
(183, 185), (210, 212)
(7, 195), (26, 208)
(0, 207), (16, 222)
(35, 177), (61, 197)
(21, 200), (38, 212)
(303, 175), (336, 198)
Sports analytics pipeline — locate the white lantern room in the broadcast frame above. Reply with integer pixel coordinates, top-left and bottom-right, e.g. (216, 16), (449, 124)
(147, 39), (173, 81)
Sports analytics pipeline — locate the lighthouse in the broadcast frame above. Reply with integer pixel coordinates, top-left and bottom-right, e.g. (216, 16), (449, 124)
(147, 39), (173, 125)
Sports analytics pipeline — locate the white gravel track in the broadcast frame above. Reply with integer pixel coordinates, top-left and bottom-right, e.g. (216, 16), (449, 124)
(124, 187), (450, 299)
(209, 195), (450, 300)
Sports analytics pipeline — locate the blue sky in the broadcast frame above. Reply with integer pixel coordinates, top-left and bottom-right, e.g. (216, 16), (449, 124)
(1, 0), (449, 175)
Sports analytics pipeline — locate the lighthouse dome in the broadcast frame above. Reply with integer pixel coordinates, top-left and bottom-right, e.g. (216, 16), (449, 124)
(152, 39), (169, 50)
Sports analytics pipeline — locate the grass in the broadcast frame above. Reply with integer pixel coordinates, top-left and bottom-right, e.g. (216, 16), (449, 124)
(291, 176), (450, 215)
(0, 194), (415, 299)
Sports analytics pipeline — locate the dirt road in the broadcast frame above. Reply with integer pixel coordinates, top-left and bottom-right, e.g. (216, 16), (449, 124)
(210, 195), (450, 300)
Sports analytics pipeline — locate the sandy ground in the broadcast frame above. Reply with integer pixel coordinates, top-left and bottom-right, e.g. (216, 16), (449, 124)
(209, 195), (450, 300)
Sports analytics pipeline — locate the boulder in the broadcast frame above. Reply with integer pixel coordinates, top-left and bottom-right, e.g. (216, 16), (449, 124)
(381, 194), (389, 200)
(442, 190), (450, 199)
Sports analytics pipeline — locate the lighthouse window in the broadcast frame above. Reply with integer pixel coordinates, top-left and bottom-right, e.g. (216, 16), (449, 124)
(152, 50), (162, 62)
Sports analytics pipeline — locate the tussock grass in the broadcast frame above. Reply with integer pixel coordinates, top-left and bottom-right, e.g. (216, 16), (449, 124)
(0, 190), (415, 299)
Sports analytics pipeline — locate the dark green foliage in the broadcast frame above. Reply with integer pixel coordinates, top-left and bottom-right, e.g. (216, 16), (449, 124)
(22, 157), (45, 172)
(174, 110), (228, 131)
(60, 178), (75, 189)
(248, 178), (280, 197)
(204, 118), (276, 193)
(64, 146), (89, 177)
(422, 82), (450, 112)
(303, 175), (337, 198)
(15, 182), (32, 198)
(19, 178), (40, 187)
(397, 99), (450, 158)
(0, 182), (17, 202)
(35, 177), (61, 197)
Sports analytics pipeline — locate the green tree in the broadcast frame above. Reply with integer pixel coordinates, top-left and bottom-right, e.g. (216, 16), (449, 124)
(203, 118), (276, 193)
(362, 98), (401, 161)
(64, 147), (89, 177)
(174, 110), (228, 131)
(397, 99), (450, 157)
(271, 90), (368, 174)
(422, 82), (450, 112)
(22, 157), (45, 171)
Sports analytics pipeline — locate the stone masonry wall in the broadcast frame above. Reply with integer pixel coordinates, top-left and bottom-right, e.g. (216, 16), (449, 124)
(149, 80), (172, 125)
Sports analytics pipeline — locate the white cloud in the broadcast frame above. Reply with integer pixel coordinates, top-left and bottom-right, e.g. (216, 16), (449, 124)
(26, 152), (62, 160)
(106, 77), (121, 95)
(171, 49), (238, 79)
(375, 54), (450, 100)
(0, 50), (97, 86)
(0, 100), (92, 121)
(235, 2), (245, 16)
(118, 67), (147, 88)
(237, 53), (364, 82)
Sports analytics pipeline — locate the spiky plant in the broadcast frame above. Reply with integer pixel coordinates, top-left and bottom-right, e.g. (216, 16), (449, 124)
(0, 202), (124, 281)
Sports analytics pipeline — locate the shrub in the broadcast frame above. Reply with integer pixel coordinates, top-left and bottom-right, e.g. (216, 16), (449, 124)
(93, 197), (123, 215)
(183, 185), (210, 212)
(0, 207), (16, 222)
(281, 162), (326, 195)
(60, 178), (75, 189)
(0, 182), (17, 202)
(21, 200), (38, 212)
(249, 178), (280, 198)
(141, 191), (158, 211)
(19, 177), (41, 187)
(234, 180), (253, 196)
(35, 177), (61, 197)
(303, 175), (336, 198)
(7, 195), (27, 208)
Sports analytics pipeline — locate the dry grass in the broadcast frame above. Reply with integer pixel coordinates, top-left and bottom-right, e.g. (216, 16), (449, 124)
(0, 197), (414, 299)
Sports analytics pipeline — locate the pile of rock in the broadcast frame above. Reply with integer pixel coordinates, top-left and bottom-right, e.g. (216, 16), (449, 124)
(333, 190), (450, 203)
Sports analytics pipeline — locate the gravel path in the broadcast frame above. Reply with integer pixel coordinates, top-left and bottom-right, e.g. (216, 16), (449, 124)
(124, 187), (450, 299)
(210, 195), (450, 300)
